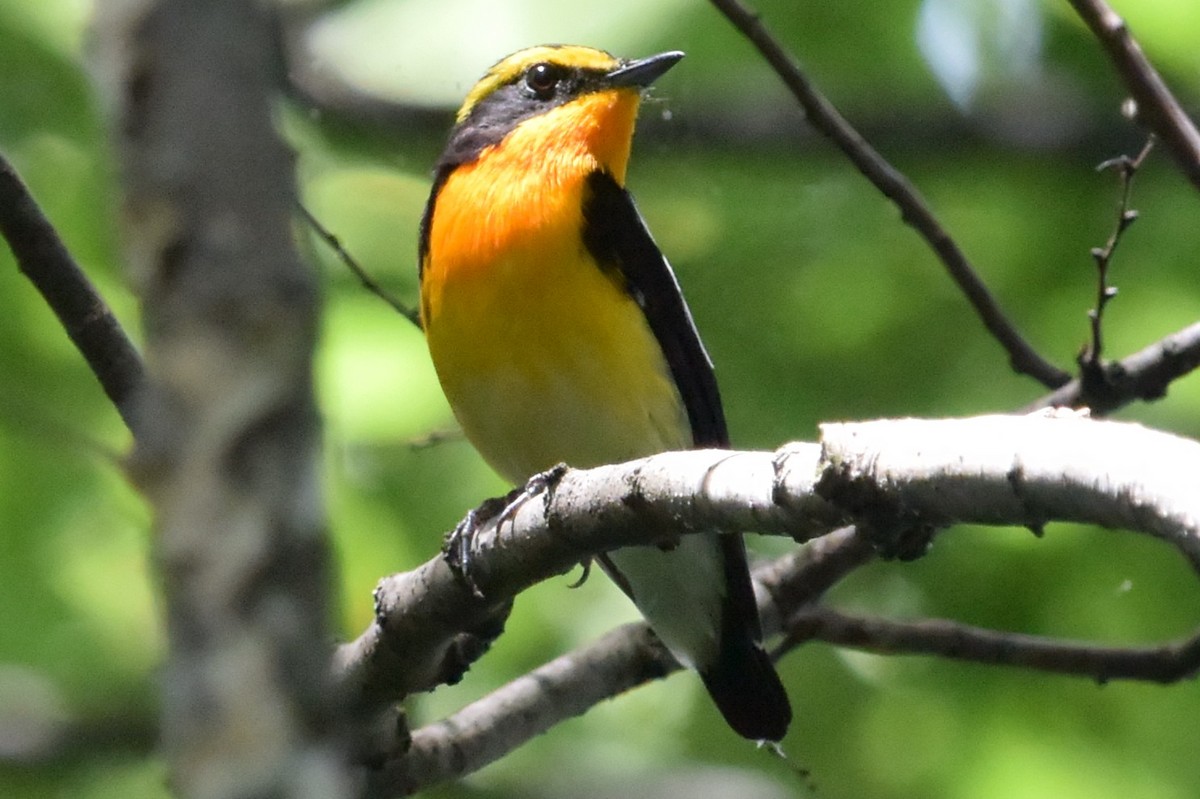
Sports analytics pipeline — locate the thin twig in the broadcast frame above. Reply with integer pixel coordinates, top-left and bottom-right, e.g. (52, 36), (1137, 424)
(298, 201), (421, 327)
(0, 153), (144, 432)
(1068, 0), (1200, 194)
(784, 606), (1200, 684)
(1082, 136), (1154, 371)
(706, 0), (1070, 389)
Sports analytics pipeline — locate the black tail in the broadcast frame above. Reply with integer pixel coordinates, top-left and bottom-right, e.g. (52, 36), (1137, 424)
(698, 532), (792, 741)
(701, 631), (791, 741)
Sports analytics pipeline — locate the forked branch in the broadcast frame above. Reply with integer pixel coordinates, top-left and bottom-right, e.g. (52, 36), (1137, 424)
(349, 415), (1200, 793)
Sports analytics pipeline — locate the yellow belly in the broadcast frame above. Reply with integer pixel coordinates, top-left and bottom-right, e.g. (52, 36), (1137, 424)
(425, 240), (689, 484)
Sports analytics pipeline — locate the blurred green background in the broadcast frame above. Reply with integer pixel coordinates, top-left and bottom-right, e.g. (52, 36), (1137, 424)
(2, 0), (1199, 797)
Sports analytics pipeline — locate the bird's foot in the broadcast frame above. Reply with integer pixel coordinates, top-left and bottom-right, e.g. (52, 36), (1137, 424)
(443, 498), (508, 599)
(442, 464), (569, 598)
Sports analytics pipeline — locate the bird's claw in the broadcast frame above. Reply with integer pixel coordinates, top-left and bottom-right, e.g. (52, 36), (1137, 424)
(567, 558), (593, 588)
(443, 500), (504, 599)
(442, 464), (569, 598)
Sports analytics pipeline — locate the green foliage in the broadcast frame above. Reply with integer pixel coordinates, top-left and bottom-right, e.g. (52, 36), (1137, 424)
(3, 1), (1199, 798)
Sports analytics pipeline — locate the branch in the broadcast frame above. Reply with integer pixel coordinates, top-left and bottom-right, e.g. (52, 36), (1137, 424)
(0, 153), (144, 432)
(785, 606), (1200, 684)
(1068, 0), (1200, 193)
(757, 526), (876, 634)
(364, 622), (673, 797)
(364, 528), (872, 795)
(335, 444), (842, 702)
(706, 0), (1070, 389)
(368, 450), (1200, 797)
(1027, 320), (1200, 413)
(817, 414), (1200, 570)
(339, 415), (1200, 714)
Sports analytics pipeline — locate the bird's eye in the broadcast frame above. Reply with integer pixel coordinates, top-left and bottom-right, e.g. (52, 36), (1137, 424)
(525, 63), (561, 98)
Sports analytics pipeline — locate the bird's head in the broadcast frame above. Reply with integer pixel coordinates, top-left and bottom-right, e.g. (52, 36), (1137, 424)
(440, 45), (684, 184)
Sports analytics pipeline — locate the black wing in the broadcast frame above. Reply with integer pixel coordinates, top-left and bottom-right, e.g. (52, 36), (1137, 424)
(583, 171), (790, 739)
(581, 170), (728, 448)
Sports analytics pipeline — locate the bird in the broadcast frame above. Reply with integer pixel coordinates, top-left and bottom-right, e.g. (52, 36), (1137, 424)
(417, 44), (791, 741)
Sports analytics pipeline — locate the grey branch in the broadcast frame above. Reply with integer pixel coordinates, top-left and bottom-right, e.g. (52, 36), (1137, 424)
(364, 529), (873, 795)
(786, 606), (1200, 684)
(372, 431), (1200, 791)
(364, 622), (675, 797)
(818, 414), (1200, 570)
(335, 444), (843, 701)
(344, 414), (1200, 794)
